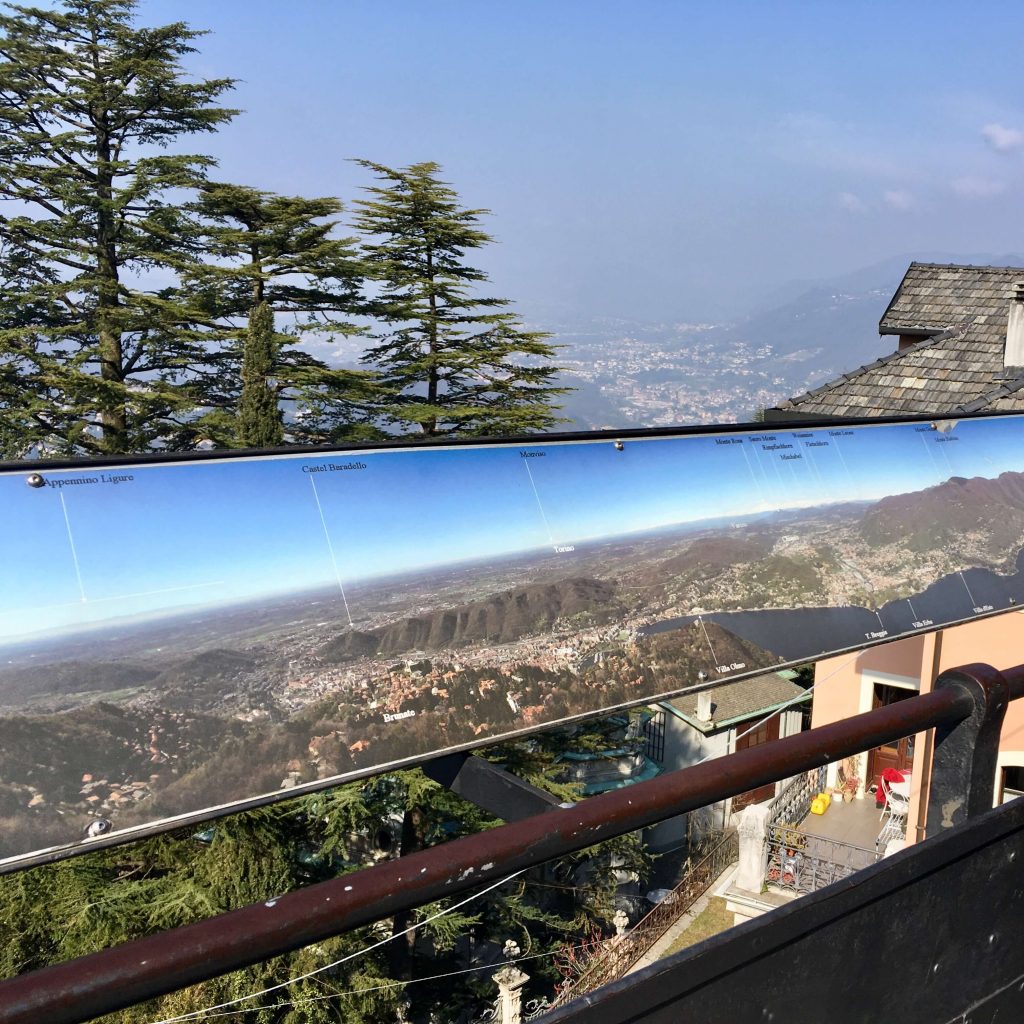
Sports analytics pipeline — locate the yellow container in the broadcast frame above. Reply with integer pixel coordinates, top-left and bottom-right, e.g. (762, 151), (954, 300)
(810, 796), (826, 815)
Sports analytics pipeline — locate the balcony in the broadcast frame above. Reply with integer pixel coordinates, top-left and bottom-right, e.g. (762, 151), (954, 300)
(755, 770), (882, 899)
(795, 790), (884, 852)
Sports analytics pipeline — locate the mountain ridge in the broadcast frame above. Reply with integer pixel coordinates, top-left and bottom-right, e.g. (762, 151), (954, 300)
(321, 576), (623, 661)
(861, 470), (1024, 558)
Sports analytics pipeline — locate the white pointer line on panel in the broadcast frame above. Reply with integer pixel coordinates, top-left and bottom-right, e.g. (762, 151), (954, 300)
(91, 581), (226, 604)
(697, 614), (720, 667)
(751, 437), (789, 503)
(829, 435), (857, 491)
(958, 571), (978, 609)
(309, 475), (354, 627)
(743, 440), (773, 502)
(799, 441), (825, 491)
(933, 428), (958, 476)
(940, 443), (957, 477)
(523, 459), (556, 546)
(918, 431), (944, 477)
(782, 450), (811, 497)
(58, 490), (87, 603)
(756, 438), (786, 493)
(739, 442), (771, 509)
(803, 442), (828, 493)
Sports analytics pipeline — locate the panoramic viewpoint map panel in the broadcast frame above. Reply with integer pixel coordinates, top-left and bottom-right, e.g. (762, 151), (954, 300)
(2, 414), (1023, 864)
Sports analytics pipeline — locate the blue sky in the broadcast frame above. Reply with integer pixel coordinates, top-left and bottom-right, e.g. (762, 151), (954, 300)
(138, 0), (1024, 320)
(2, 416), (1023, 642)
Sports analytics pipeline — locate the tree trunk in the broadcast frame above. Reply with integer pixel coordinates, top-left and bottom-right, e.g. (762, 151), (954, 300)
(388, 805), (426, 980)
(423, 247), (438, 435)
(92, 34), (125, 451)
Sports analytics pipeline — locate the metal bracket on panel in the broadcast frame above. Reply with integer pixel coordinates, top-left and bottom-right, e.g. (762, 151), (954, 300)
(422, 752), (563, 821)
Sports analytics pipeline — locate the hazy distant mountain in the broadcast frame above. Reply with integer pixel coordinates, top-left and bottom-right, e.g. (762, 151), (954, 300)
(724, 251), (1024, 375)
(305, 251), (1024, 429)
(744, 252), (1024, 317)
(658, 535), (774, 575)
(0, 661), (159, 704)
(861, 471), (1024, 561)
(552, 251), (1024, 426)
(723, 283), (890, 369)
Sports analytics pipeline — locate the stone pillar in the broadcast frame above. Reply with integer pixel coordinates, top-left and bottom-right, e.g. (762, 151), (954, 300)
(734, 802), (771, 892)
(493, 965), (529, 1024)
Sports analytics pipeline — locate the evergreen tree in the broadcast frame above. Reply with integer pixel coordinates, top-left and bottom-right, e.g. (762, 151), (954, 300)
(0, 807), (407, 1023)
(0, 719), (652, 1021)
(184, 183), (378, 448)
(353, 160), (568, 437)
(238, 301), (283, 448)
(0, 0), (236, 456)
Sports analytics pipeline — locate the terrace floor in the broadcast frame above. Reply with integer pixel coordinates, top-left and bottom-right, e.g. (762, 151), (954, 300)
(798, 794), (886, 859)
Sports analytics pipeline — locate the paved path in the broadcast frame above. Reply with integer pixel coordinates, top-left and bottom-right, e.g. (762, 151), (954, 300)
(626, 863), (738, 975)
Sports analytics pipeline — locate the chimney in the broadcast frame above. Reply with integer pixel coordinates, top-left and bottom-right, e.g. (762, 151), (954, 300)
(696, 692), (715, 724)
(1005, 281), (1024, 368)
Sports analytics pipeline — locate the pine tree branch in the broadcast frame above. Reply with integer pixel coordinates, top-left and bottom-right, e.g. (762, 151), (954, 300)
(0, 227), (91, 271)
(0, 91), (97, 179)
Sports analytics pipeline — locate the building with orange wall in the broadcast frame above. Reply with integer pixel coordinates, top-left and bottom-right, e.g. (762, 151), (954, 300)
(770, 262), (1024, 840)
(813, 613), (1024, 845)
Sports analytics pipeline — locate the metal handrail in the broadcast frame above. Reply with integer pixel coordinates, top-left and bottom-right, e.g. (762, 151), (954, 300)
(0, 674), (991, 1024)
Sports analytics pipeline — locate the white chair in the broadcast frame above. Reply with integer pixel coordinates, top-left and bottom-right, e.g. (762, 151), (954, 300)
(876, 777), (909, 849)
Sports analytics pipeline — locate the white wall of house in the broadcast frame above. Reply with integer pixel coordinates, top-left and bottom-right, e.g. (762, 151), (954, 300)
(996, 751), (1024, 804)
(643, 704), (806, 851)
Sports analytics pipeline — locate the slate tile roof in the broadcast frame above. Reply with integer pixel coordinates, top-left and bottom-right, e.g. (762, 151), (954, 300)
(772, 263), (1024, 418)
(879, 262), (1023, 335)
(663, 672), (809, 735)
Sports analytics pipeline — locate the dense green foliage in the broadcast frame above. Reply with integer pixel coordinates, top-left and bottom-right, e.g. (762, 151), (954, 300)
(0, 722), (652, 1022)
(238, 301), (284, 448)
(354, 160), (568, 437)
(0, 804), (408, 1023)
(0, 3), (565, 458)
(186, 183), (378, 448)
(0, 0), (237, 456)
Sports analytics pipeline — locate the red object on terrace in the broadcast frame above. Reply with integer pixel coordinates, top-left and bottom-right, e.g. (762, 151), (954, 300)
(875, 767), (907, 807)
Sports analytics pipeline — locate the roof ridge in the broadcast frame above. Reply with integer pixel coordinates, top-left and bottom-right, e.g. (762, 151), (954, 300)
(951, 374), (1024, 414)
(779, 322), (973, 409)
(907, 261), (1024, 273)
(879, 260), (1020, 333)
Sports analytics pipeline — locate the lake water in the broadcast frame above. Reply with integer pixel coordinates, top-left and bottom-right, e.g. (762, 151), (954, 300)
(640, 549), (1024, 662)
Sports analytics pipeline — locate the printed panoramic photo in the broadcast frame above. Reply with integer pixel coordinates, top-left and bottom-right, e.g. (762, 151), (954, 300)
(3, 414), (1024, 863)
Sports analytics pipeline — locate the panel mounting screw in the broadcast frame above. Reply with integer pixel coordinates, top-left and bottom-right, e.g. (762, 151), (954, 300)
(26, 473), (45, 488)
(82, 818), (112, 839)
(614, 440), (624, 451)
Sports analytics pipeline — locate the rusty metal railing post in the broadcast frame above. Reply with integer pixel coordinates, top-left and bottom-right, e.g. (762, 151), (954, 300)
(927, 663), (1009, 837)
